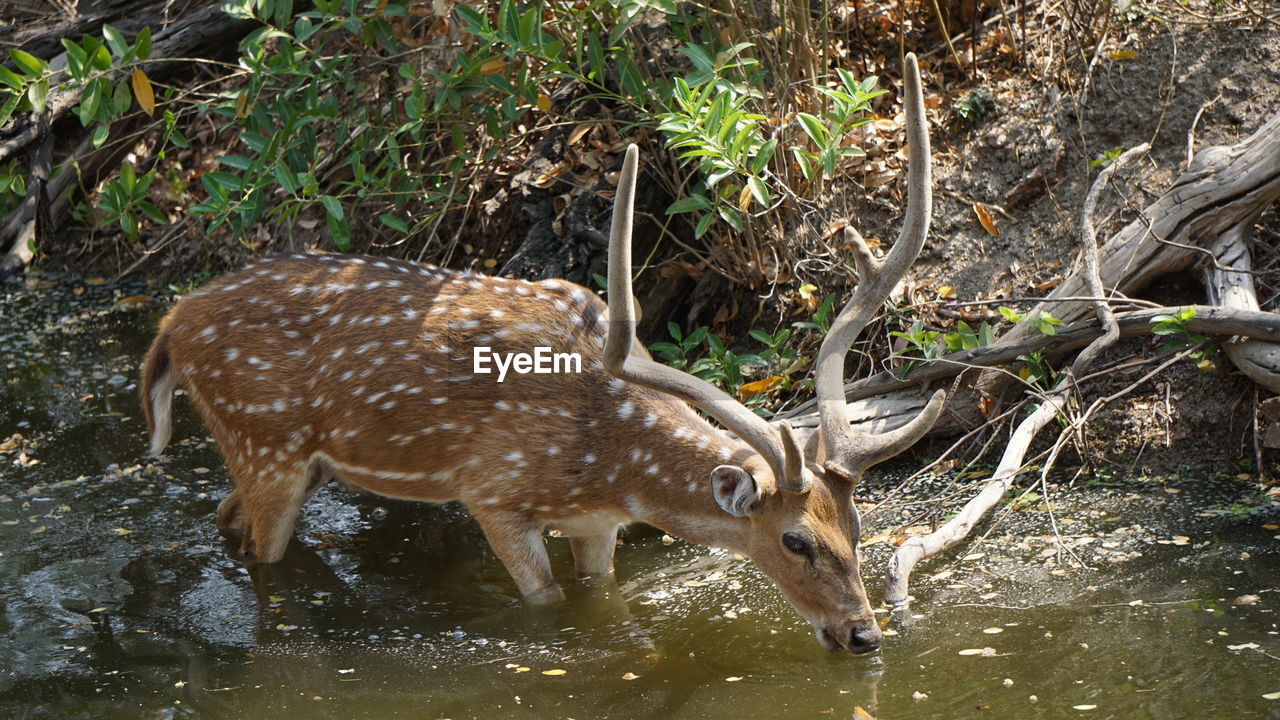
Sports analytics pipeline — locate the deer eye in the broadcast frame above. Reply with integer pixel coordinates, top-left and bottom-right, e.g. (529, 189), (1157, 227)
(782, 533), (810, 557)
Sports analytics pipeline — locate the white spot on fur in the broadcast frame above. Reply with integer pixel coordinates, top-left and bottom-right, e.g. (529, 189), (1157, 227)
(617, 400), (634, 420)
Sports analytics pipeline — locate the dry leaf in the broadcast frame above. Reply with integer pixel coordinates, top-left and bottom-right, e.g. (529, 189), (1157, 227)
(114, 294), (152, 309)
(973, 203), (999, 236)
(864, 170), (896, 187)
(1110, 49), (1136, 60)
(478, 59), (509, 75)
(131, 69), (155, 116)
(852, 706), (877, 720)
(568, 124), (592, 145)
(737, 185), (752, 211)
(541, 669), (567, 676)
(738, 375), (782, 400)
(535, 93), (551, 112)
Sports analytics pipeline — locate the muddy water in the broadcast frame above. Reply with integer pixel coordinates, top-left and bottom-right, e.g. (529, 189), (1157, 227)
(1, 273), (1278, 720)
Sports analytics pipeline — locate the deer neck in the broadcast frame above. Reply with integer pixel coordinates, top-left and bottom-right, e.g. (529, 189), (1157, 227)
(605, 395), (755, 554)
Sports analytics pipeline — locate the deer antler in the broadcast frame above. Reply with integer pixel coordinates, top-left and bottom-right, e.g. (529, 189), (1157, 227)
(814, 53), (946, 482)
(603, 145), (810, 493)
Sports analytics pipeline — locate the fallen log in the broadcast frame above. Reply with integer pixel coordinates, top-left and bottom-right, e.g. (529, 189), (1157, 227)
(789, 110), (1280, 437)
(1205, 221), (1280, 392)
(779, 303), (1280, 432)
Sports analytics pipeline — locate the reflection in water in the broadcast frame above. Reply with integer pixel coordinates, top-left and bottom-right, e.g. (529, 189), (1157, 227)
(1, 276), (1278, 719)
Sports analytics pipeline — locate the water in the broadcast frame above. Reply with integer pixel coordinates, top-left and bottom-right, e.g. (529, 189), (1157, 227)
(1, 272), (1277, 719)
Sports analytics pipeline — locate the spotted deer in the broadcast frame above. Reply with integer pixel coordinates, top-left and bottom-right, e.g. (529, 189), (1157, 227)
(141, 54), (942, 654)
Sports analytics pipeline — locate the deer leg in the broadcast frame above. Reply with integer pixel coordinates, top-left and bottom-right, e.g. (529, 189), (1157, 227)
(473, 511), (563, 604)
(569, 527), (618, 578)
(216, 489), (246, 533)
(237, 463), (312, 564)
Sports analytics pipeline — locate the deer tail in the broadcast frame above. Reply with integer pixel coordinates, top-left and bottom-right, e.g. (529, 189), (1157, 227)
(141, 331), (177, 457)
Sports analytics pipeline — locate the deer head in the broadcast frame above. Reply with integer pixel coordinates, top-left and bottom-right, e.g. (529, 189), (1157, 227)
(603, 53), (945, 653)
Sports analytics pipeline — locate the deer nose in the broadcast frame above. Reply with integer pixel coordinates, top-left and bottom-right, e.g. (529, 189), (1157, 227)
(848, 623), (882, 654)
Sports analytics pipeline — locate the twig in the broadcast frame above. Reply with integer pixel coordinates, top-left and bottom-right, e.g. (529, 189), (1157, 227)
(1185, 95), (1221, 171)
(881, 141), (1153, 608)
(927, 0), (967, 76)
(1071, 143), (1149, 376)
(882, 395), (1066, 606)
(112, 218), (189, 282)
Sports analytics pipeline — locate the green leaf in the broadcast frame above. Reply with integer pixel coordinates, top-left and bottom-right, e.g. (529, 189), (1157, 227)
(796, 112), (828, 145)
(8, 49), (46, 76)
(718, 205), (743, 232)
(821, 149), (836, 177)
(678, 44), (715, 73)
(997, 306), (1022, 323)
(327, 210), (350, 250)
(85, 38), (111, 71)
(135, 27), (152, 60)
(205, 172), (243, 192)
(273, 161), (298, 195)
(27, 80), (48, 112)
(112, 79), (131, 115)
(219, 154), (254, 171)
(200, 174), (227, 203)
(273, 0), (294, 30)
(790, 146), (816, 181)
(378, 213), (408, 232)
(0, 66), (23, 90)
(694, 212), (715, 238)
(667, 193), (712, 214)
(0, 93), (22, 129)
(91, 123), (109, 148)
(102, 25), (129, 59)
(139, 200), (166, 224)
(61, 39), (87, 78)
(319, 194), (343, 221)
(746, 176), (769, 207)
(750, 138), (777, 175)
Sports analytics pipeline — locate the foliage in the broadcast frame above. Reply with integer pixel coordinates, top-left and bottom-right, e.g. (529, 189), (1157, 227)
(0, 158), (25, 218)
(951, 87), (994, 127)
(659, 61), (885, 238)
(944, 319), (997, 352)
(649, 322), (712, 375)
(792, 291), (838, 336)
(1089, 145), (1125, 168)
(998, 306), (1065, 335)
(1017, 349), (1057, 390)
(94, 163), (166, 241)
(748, 328), (800, 378)
(1150, 305), (1214, 366)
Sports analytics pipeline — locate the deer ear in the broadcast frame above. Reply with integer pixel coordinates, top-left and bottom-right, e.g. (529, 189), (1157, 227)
(711, 465), (761, 518)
